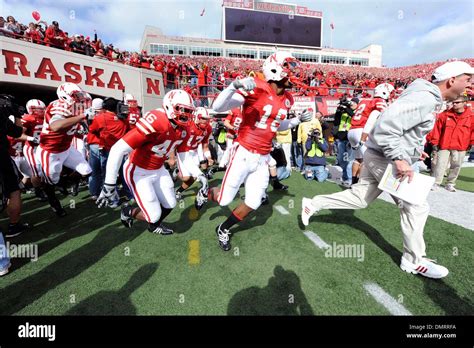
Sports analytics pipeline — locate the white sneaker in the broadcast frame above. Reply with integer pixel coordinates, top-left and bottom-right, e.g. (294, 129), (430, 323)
(0, 263), (11, 276)
(431, 184), (440, 191)
(445, 184), (456, 192)
(400, 257), (449, 279)
(301, 197), (317, 226)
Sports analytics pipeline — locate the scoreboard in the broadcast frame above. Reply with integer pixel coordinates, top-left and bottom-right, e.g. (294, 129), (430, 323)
(223, 1), (323, 49)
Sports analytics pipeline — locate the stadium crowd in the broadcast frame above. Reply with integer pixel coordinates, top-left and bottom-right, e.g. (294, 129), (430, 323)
(2, 13), (474, 99)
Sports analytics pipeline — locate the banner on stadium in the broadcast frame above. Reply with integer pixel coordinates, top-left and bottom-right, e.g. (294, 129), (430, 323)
(0, 36), (164, 110)
(291, 96), (340, 120)
(291, 96), (316, 118)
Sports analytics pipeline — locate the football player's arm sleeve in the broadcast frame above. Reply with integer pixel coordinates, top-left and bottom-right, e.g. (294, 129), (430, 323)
(362, 110), (381, 137)
(212, 85), (245, 112)
(104, 138), (133, 185)
(278, 117), (300, 131)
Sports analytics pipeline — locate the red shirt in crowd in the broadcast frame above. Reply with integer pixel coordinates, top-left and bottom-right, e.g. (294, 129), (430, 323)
(89, 111), (129, 151)
(44, 26), (66, 48)
(429, 107), (473, 151)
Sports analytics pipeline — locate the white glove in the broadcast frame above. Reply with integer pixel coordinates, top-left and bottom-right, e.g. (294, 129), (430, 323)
(27, 135), (40, 145)
(299, 109), (313, 123)
(96, 183), (119, 208)
(232, 77), (256, 93)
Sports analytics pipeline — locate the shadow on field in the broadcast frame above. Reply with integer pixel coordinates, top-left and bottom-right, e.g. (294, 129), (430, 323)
(298, 209), (474, 315)
(227, 265), (314, 315)
(9, 199), (116, 272)
(66, 263), (159, 315)
(422, 277), (474, 315)
(311, 209), (402, 264)
(0, 222), (141, 315)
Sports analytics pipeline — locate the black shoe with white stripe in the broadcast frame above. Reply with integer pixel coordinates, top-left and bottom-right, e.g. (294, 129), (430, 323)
(148, 223), (174, 235)
(215, 223), (231, 251)
(6, 222), (30, 238)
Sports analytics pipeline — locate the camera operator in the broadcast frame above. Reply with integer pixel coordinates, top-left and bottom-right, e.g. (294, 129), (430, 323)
(303, 128), (329, 182)
(333, 97), (358, 187)
(0, 95), (30, 239)
(89, 97), (131, 207)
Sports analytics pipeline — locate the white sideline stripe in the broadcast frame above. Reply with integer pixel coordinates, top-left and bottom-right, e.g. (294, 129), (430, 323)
(274, 205), (290, 215)
(364, 282), (412, 316)
(303, 231), (330, 250)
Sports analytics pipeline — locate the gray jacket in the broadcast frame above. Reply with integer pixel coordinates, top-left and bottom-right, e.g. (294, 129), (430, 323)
(366, 79), (443, 164)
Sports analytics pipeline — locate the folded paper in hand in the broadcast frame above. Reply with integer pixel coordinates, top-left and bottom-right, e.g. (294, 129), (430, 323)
(378, 164), (435, 205)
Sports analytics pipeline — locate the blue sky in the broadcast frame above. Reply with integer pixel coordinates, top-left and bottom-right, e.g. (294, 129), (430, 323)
(2, 0), (473, 67)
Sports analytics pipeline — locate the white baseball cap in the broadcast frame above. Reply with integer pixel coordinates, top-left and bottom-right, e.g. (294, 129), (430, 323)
(432, 61), (474, 83)
(92, 98), (103, 110)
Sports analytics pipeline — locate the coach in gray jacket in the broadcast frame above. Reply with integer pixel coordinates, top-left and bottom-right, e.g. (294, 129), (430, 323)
(301, 61), (473, 279)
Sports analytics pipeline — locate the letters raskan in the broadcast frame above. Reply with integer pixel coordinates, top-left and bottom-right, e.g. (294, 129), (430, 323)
(3, 49), (126, 90)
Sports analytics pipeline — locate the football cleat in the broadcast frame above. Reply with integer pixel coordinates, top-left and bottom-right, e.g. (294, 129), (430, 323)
(120, 205), (134, 229)
(215, 223), (232, 251)
(70, 182), (79, 197)
(400, 257), (449, 279)
(34, 188), (48, 202)
(51, 203), (67, 217)
(149, 223), (174, 235)
(175, 190), (183, 201)
(272, 180), (288, 191)
(261, 194), (269, 205)
(195, 188), (208, 210)
(6, 222), (30, 238)
(205, 167), (214, 180)
(301, 197), (317, 226)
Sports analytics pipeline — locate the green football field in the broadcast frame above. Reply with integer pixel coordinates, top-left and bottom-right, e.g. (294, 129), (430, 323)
(1, 172), (473, 316)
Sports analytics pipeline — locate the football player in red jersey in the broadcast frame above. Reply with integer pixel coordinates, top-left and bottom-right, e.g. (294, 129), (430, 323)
(348, 83), (394, 184)
(96, 89), (195, 235)
(218, 107), (242, 169)
(174, 107), (214, 210)
(35, 82), (92, 216)
(21, 99), (48, 200)
(124, 93), (141, 129)
(210, 51), (313, 251)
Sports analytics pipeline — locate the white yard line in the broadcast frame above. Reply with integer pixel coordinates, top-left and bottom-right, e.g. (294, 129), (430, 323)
(364, 282), (412, 316)
(303, 231), (330, 250)
(274, 205), (290, 215)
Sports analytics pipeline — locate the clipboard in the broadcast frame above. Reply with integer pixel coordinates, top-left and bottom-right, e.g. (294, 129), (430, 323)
(378, 163), (435, 205)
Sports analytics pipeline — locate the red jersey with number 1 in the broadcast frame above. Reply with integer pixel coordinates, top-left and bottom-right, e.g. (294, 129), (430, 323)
(236, 78), (294, 154)
(350, 97), (387, 129)
(122, 109), (185, 170)
(40, 100), (78, 153)
(177, 122), (212, 153)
